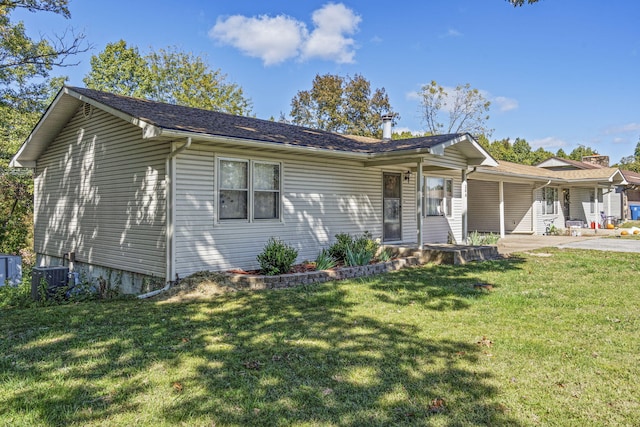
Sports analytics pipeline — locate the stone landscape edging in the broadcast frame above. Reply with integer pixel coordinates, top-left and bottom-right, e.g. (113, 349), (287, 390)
(222, 256), (421, 290)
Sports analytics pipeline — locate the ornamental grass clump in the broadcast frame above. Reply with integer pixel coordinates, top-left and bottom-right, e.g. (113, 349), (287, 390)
(314, 249), (337, 271)
(328, 231), (379, 266)
(257, 237), (298, 275)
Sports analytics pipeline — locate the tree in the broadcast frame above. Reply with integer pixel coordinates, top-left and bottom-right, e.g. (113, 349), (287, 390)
(289, 73), (396, 137)
(481, 136), (553, 165)
(1, 0), (88, 106)
(419, 80), (491, 137)
(1, 1), (86, 256)
(616, 138), (640, 173)
(82, 40), (150, 98)
(555, 148), (567, 158)
(568, 145), (596, 161)
(147, 47), (251, 114)
(83, 41), (252, 116)
(508, 0), (540, 6)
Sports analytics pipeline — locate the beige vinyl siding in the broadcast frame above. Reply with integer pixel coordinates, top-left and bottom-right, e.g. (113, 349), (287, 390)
(174, 145), (385, 274)
(421, 170), (464, 244)
(504, 183), (533, 233)
(33, 107), (168, 276)
(468, 180), (500, 233)
(420, 147), (468, 243)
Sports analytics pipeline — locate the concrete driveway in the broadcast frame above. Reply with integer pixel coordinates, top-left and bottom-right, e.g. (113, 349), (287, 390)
(497, 232), (640, 254)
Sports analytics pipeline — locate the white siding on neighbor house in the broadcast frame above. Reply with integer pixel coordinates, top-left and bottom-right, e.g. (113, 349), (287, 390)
(467, 180), (500, 233)
(504, 183), (533, 233)
(467, 180), (534, 234)
(567, 186), (620, 226)
(533, 187), (563, 234)
(34, 107), (168, 277)
(174, 145), (387, 274)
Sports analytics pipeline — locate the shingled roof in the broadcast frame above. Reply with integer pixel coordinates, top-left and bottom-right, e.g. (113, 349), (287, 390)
(68, 86), (466, 155)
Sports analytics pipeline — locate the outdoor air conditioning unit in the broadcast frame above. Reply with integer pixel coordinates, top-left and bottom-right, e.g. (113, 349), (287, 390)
(0, 254), (22, 287)
(31, 266), (69, 300)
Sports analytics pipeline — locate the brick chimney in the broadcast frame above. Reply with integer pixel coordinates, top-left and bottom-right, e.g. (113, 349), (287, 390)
(582, 154), (609, 168)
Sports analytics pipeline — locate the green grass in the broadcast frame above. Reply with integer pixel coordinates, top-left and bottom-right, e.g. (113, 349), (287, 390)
(1, 249), (639, 426)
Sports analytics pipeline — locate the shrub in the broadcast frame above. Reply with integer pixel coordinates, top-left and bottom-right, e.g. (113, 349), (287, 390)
(467, 231), (500, 246)
(376, 247), (392, 262)
(314, 249), (337, 271)
(328, 231), (379, 265)
(328, 232), (353, 263)
(345, 246), (374, 266)
(257, 237), (298, 275)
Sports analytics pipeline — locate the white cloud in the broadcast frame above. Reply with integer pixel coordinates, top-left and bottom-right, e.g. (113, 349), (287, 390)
(301, 3), (361, 63)
(530, 136), (567, 149)
(494, 96), (519, 112)
(210, 3), (361, 66)
(604, 122), (640, 134)
(439, 28), (463, 38)
(209, 14), (306, 65)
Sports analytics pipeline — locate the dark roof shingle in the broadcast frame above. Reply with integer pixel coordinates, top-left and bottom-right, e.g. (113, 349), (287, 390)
(69, 86), (465, 154)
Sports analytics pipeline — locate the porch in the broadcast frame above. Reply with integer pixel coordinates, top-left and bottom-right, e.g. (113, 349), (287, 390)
(384, 243), (500, 265)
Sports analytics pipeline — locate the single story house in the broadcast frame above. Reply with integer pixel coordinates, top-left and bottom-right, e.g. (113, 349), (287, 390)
(11, 86), (497, 293)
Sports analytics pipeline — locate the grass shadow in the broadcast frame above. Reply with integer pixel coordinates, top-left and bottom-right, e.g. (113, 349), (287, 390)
(1, 271), (522, 426)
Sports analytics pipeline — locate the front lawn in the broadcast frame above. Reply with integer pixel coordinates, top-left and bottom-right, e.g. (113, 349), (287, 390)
(1, 249), (639, 426)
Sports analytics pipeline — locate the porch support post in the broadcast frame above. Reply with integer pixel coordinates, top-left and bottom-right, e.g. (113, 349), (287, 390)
(461, 169), (468, 243)
(594, 186), (599, 228)
(499, 180), (505, 238)
(417, 159), (423, 250)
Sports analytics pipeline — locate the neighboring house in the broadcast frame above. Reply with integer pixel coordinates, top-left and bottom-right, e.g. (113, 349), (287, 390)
(10, 86), (497, 293)
(467, 160), (628, 236)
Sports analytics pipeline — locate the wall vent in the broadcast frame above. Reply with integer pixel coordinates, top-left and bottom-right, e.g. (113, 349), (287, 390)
(82, 102), (93, 119)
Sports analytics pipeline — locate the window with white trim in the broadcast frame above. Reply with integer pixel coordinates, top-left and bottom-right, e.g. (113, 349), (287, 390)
(218, 158), (281, 221)
(542, 188), (558, 215)
(424, 177), (453, 217)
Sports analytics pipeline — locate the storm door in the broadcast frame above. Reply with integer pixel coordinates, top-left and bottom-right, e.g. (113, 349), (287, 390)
(383, 172), (402, 242)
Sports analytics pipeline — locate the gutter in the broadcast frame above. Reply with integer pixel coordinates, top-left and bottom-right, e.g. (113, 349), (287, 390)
(139, 137), (191, 299)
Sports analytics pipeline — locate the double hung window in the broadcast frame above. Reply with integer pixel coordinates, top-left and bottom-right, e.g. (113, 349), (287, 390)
(218, 158), (281, 221)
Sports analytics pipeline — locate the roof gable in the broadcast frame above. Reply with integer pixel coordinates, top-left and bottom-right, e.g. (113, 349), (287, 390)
(536, 157), (601, 170)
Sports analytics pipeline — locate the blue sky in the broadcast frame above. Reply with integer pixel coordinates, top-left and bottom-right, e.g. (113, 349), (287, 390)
(15, 0), (640, 163)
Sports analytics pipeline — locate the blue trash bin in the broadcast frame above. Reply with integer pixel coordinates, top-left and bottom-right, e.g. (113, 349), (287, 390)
(630, 204), (640, 220)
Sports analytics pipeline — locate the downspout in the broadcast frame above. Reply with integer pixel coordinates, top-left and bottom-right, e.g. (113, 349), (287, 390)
(138, 137), (192, 299)
(532, 180), (552, 235)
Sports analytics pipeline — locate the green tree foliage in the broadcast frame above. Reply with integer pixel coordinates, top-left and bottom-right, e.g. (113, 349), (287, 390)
(82, 40), (150, 98)
(482, 137), (553, 165)
(568, 145), (596, 161)
(83, 41), (252, 115)
(616, 138), (640, 172)
(508, 0), (539, 5)
(1, 1), (86, 255)
(555, 148), (567, 158)
(289, 73), (396, 137)
(1, 0), (87, 105)
(419, 80), (491, 138)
